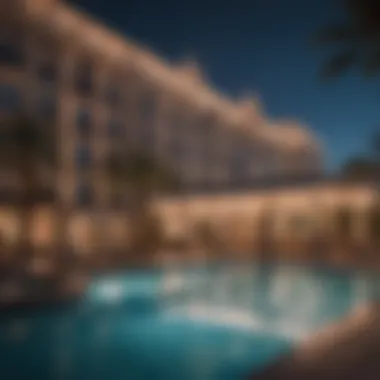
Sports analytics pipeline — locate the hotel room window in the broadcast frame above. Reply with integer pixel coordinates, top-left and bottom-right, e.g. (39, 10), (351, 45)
(231, 140), (250, 186)
(75, 145), (91, 170)
(105, 82), (122, 107)
(38, 96), (56, 122)
(138, 90), (157, 148)
(37, 60), (57, 84)
(76, 108), (91, 136)
(74, 61), (94, 96)
(76, 182), (93, 207)
(0, 84), (20, 112)
(140, 90), (156, 125)
(0, 31), (24, 66)
(107, 119), (124, 139)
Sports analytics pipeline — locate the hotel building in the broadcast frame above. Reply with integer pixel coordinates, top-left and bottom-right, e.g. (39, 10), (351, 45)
(0, 0), (323, 210)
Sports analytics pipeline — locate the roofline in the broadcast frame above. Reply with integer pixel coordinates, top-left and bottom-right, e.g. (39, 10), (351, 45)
(23, 0), (322, 154)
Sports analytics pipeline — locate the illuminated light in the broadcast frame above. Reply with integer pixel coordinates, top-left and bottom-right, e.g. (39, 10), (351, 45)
(162, 274), (184, 294)
(166, 304), (309, 341)
(97, 282), (124, 303)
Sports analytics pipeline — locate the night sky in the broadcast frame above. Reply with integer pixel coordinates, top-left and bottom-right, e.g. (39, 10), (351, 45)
(68, 0), (380, 172)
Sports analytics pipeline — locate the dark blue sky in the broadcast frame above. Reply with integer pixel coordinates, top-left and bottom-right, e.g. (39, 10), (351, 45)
(69, 0), (380, 172)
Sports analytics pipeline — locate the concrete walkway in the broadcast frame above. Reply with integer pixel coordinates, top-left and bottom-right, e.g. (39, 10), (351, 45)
(251, 302), (380, 380)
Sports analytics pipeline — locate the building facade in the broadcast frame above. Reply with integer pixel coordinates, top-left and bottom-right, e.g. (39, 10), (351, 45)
(0, 0), (323, 209)
(0, 179), (376, 260)
(154, 180), (380, 264)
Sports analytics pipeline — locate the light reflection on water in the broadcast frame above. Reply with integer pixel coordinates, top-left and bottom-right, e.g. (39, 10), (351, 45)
(0, 264), (378, 379)
(162, 264), (379, 341)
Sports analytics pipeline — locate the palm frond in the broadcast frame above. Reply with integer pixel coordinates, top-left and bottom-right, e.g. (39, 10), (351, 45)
(0, 115), (56, 166)
(106, 151), (180, 196)
(319, 50), (358, 80)
(312, 24), (355, 47)
(314, 0), (380, 79)
(345, 0), (380, 35)
(362, 47), (380, 76)
(371, 131), (380, 157)
(341, 155), (379, 180)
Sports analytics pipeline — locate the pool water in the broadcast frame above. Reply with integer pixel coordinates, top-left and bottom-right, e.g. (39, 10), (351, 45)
(0, 264), (378, 379)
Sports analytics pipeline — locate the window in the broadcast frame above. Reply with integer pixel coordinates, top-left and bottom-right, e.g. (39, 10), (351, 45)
(76, 183), (93, 206)
(105, 83), (121, 106)
(76, 109), (91, 135)
(140, 91), (156, 121)
(0, 85), (20, 111)
(74, 61), (93, 96)
(138, 91), (156, 148)
(229, 137), (250, 186)
(298, 150), (322, 179)
(203, 122), (214, 139)
(165, 108), (186, 159)
(196, 114), (216, 161)
(167, 109), (184, 132)
(75, 146), (91, 170)
(107, 119), (123, 138)
(199, 113), (215, 136)
(39, 96), (56, 121)
(0, 35), (23, 66)
(37, 61), (57, 83)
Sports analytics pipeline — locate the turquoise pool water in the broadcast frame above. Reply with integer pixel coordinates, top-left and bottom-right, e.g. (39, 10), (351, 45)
(0, 264), (378, 379)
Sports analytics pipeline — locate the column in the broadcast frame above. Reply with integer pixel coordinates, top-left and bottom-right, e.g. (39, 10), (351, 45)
(91, 59), (112, 258)
(56, 44), (77, 206)
(55, 43), (78, 258)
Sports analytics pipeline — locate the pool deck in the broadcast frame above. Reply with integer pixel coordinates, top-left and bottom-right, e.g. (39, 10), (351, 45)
(251, 303), (380, 380)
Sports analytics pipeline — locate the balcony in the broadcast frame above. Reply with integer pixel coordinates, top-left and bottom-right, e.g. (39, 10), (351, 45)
(0, 43), (24, 68)
(0, 84), (21, 114)
(73, 62), (94, 98)
(76, 109), (91, 137)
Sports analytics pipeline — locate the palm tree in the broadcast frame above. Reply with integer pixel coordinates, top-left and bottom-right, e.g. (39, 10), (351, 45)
(109, 152), (179, 211)
(341, 155), (379, 180)
(335, 206), (353, 238)
(340, 131), (380, 182)
(332, 206), (356, 263)
(256, 209), (275, 262)
(371, 131), (380, 158)
(105, 151), (180, 265)
(367, 199), (380, 250)
(0, 114), (57, 271)
(314, 0), (380, 79)
(193, 221), (221, 259)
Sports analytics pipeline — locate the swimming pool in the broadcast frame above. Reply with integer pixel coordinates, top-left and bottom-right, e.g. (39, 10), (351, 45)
(0, 264), (378, 379)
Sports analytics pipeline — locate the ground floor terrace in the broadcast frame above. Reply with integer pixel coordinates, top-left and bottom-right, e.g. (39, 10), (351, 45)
(0, 179), (378, 268)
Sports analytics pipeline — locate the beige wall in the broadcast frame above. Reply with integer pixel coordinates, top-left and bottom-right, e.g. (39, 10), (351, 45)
(153, 183), (378, 242)
(1, 0), (323, 207)
(0, 183), (376, 256)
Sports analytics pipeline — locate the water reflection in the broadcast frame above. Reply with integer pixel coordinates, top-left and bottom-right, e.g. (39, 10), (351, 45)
(0, 264), (378, 379)
(165, 264), (379, 341)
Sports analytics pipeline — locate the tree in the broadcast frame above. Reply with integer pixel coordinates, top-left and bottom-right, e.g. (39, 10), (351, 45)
(328, 206), (355, 263)
(340, 130), (380, 181)
(193, 220), (220, 255)
(256, 209), (276, 260)
(105, 151), (180, 262)
(314, 0), (380, 79)
(371, 131), (380, 158)
(107, 152), (179, 210)
(128, 211), (166, 264)
(0, 114), (57, 269)
(367, 200), (380, 246)
(341, 155), (380, 180)
(334, 206), (354, 240)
